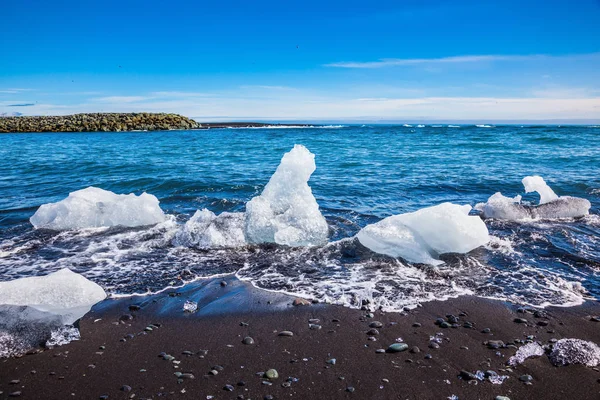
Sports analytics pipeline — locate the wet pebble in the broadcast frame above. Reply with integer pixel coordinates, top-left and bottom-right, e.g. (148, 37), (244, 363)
(9, 393), (22, 398)
(309, 324), (322, 330)
(495, 397), (511, 400)
(375, 349), (386, 354)
(326, 358), (336, 365)
(387, 343), (408, 353)
(514, 318), (528, 324)
(242, 336), (255, 345)
(278, 331), (293, 337)
(369, 321), (383, 328)
(412, 322), (421, 328)
(487, 340), (505, 349)
(223, 384), (234, 391)
(366, 328), (379, 336)
(519, 374), (533, 383)
(265, 369), (279, 380)
(410, 346), (420, 354)
(120, 385), (131, 392)
(346, 387), (355, 393)
(459, 370), (477, 381)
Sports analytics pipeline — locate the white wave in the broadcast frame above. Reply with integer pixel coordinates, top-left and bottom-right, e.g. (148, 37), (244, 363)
(476, 124), (494, 128)
(245, 144), (328, 247)
(416, 124), (425, 128)
(30, 187), (166, 231)
(225, 125), (345, 129)
(508, 342), (544, 366)
(478, 176), (591, 220)
(0, 268), (106, 325)
(448, 125), (460, 128)
(402, 124), (413, 127)
(356, 203), (489, 265)
(174, 209), (246, 249)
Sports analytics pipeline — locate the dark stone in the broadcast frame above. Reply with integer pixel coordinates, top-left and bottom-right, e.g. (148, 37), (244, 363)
(459, 370), (477, 381)
(366, 328), (379, 336)
(242, 336), (255, 345)
(223, 385), (234, 391)
(128, 305), (141, 311)
(514, 318), (528, 324)
(412, 322), (422, 328)
(369, 321), (383, 328)
(120, 385), (131, 392)
(519, 374), (533, 382)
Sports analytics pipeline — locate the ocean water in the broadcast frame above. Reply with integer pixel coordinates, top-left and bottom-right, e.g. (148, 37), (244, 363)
(1, 124), (599, 311)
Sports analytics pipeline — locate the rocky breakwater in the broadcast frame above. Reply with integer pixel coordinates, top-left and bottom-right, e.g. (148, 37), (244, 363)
(0, 113), (200, 133)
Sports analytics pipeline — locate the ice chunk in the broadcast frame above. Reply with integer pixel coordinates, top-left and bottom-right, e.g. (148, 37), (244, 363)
(245, 144), (329, 246)
(174, 209), (246, 249)
(522, 176), (558, 204)
(508, 342), (545, 366)
(549, 338), (600, 367)
(476, 193), (529, 220)
(0, 268), (106, 324)
(183, 300), (198, 313)
(0, 305), (65, 358)
(356, 203), (489, 265)
(46, 325), (80, 348)
(478, 176), (590, 220)
(30, 186), (166, 230)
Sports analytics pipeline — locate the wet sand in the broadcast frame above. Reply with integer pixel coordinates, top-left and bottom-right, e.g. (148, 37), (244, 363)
(1, 277), (600, 399)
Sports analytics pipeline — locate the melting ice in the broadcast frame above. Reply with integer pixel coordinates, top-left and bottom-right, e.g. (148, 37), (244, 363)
(477, 176), (590, 220)
(0, 269), (106, 357)
(30, 186), (166, 230)
(245, 144), (328, 247)
(356, 203), (489, 265)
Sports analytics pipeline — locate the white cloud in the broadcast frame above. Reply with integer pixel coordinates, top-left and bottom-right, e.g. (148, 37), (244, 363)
(91, 96), (153, 103)
(324, 52), (600, 69)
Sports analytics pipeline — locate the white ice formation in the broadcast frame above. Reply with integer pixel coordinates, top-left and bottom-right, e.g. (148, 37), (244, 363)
(30, 186), (166, 230)
(508, 342), (545, 366)
(245, 144), (329, 247)
(174, 209), (246, 249)
(549, 338), (600, 367)
(477, 176), (591, 220)
(0, 268), (106, 325)
(356, 203), (489, 265)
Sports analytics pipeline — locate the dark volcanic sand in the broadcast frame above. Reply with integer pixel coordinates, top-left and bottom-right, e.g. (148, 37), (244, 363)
(1, 277), (600, 400)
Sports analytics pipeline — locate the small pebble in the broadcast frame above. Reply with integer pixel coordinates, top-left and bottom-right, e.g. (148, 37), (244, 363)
(369, 321), (383, 328)
(223, 385), (234, 392)
(278, 331), (293, 337)
(242, 337), (255, 345)
(265, 369), (279, 380)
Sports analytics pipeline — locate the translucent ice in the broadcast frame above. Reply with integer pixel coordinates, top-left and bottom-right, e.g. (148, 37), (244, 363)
(0, 268), (106, 324)
(30, 186), (166, 230)
(478, 176), (590, 220)
(508, 342), (545, 366)
(174, 209), (246, 249)
(356, 203), (489, 265)
(522, 176), (558, 204)
(549, 338), (600, 367)
(245, 145), (329, 247)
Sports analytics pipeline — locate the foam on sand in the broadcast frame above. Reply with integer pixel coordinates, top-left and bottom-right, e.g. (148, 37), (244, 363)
(477, 176), (591, 220)
(356, 203), (489, 265)
(0, 268), (106, 324)
(174, 209), (246, 249)
(245, 144), (329, 247)
(30, 186), (166, 230)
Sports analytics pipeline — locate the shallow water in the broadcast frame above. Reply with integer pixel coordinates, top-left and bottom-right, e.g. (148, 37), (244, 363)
(1, 125), (599, 311)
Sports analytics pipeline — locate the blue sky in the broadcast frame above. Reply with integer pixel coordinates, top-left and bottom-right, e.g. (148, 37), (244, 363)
(1, 0), (599, 121)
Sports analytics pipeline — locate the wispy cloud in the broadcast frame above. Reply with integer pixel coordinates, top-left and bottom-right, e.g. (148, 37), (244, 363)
(7, 103), (35, 107)
(0, 88), (35, 94)
(91, 96), (153, 103)
(240, 85), (298, 91)
(324, 52), (600, 68)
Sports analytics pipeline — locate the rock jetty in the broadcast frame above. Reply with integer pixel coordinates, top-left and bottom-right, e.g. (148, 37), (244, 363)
(0, 113), (200, 133)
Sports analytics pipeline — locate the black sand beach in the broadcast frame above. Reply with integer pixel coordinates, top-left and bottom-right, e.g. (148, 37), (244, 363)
(1, 277), (599, 400)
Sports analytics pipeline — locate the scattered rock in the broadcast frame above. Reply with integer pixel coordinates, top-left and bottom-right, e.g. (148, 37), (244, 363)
(278, 331), (294, 337)
(519, 374), (533, 382)
(514, 318), (528, 324)
(242, 336), (255, 345)
(369, 321), (383, 328)
(387, 343), (408, 353)
(265, 369), (279, 380)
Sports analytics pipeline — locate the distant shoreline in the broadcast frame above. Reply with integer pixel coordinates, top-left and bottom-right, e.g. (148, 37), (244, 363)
(0, 113), (311, 133)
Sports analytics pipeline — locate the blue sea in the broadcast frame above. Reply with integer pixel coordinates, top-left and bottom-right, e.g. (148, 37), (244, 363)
(1, 124), (599, 311)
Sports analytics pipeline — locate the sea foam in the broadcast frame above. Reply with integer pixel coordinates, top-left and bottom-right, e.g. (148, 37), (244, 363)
(356, 203), (489, 265)
(30, 186), (166, 230)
